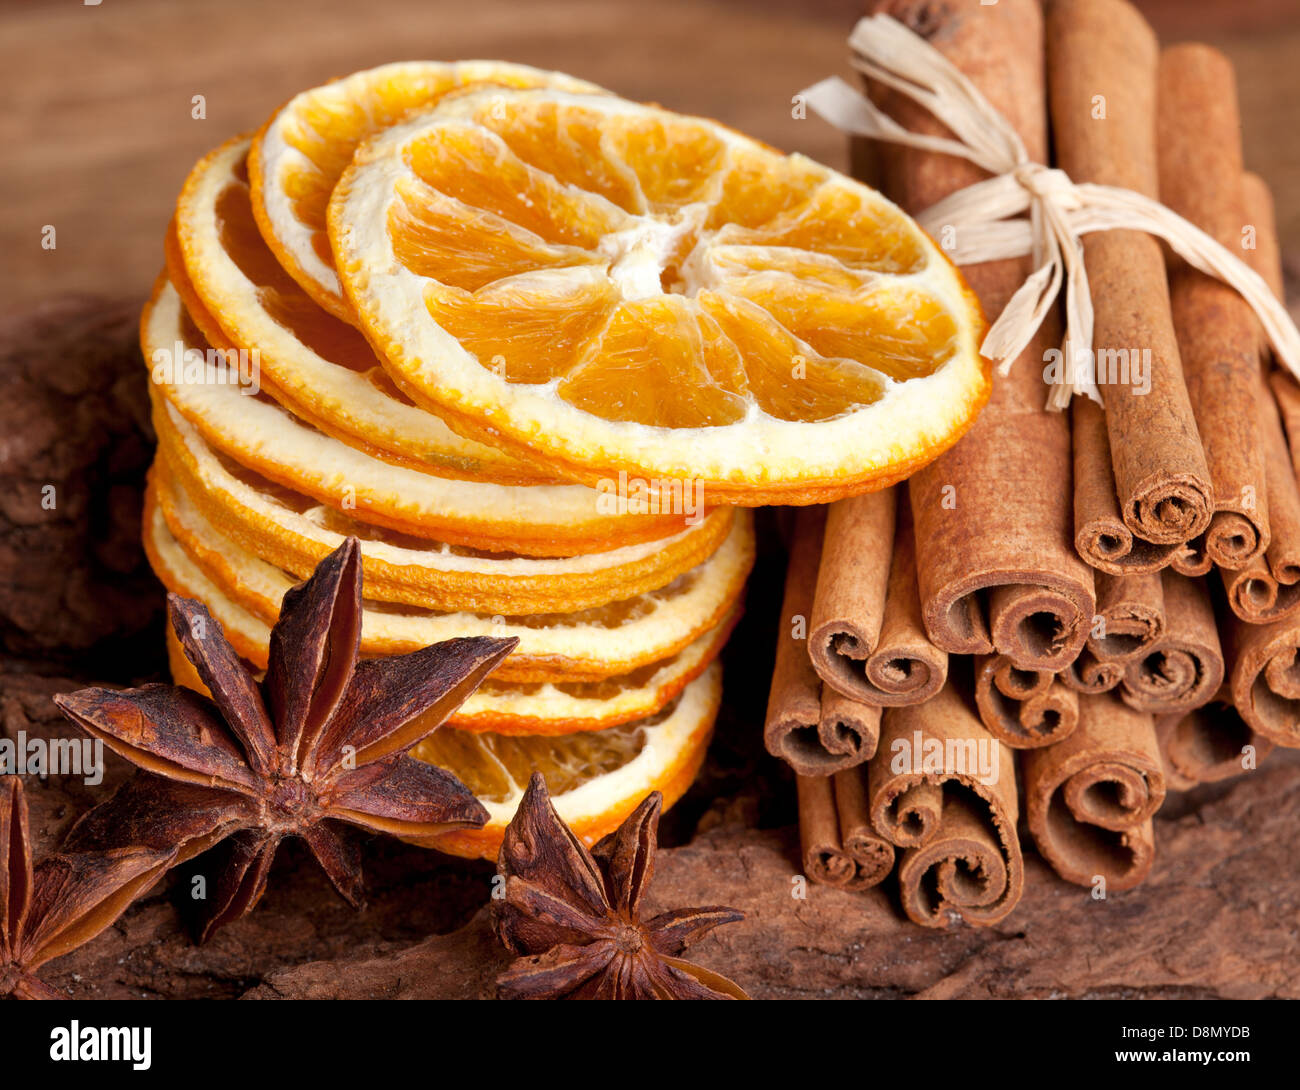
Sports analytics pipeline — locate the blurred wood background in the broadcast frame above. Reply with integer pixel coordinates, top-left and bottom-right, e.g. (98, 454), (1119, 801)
(2, 0), (1296, 307)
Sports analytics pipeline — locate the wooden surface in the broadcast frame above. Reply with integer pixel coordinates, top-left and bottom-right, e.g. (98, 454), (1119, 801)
(1, 0), (1296, 307)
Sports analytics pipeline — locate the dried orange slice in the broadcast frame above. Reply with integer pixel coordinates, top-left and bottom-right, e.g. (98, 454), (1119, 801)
(151, 395), (733, 616)
(152, 456), (753, 682)
(330, 87), (989, 506)
(176, 136), (559, 485)
(249, 61), (602, 322)
(144, 276), (693, 556)
(151, 496), (732, 735)
(414, 665), (720, 858)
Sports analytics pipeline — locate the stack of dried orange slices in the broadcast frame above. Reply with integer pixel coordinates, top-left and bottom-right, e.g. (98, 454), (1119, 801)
(140, 60), (988, 858)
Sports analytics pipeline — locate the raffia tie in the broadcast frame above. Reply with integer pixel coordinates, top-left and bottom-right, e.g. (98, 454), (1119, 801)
(801, 13), (1300, 410)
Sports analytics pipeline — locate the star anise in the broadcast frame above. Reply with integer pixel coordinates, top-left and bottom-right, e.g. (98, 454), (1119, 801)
(2, 776), (174, 999)
(53, 537), (516, 940)
(493, 773), (747, 999)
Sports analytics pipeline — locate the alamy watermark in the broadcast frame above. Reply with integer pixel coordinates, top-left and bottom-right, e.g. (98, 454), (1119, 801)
(1043, 345), (1151, 395)
(889, 729), (1000, 787)
(595, 471), (705, 526)
(50, 1021), (151, 1071)
(150, 341), (260, 395)
(0, 730), (104, 786)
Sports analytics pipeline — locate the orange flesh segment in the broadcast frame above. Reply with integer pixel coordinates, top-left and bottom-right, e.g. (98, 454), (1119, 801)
(389, 175), (601, 292)
(699, 293), (883, 421)
(406, 126), (631, 249)
(423, 272), (617, 384)
(705, 147), (826, 230)
(556, 297), (750, 427)
(714, 183), (927, 274)
(732, 277), (958, 382)
(600, 116), (729, 210)
(473, 101), (646, 214)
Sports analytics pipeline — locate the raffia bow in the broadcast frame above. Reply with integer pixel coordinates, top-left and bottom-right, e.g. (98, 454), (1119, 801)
(801, 13), (1300, 409)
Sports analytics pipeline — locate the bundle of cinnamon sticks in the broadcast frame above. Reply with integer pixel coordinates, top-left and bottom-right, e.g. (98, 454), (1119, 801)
(770, 0), (1300, 928)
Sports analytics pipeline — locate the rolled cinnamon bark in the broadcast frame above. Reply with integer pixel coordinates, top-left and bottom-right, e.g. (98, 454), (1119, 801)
(1120, 571), (1224, 715)
(819, 686), (884, 769)
(1171, 537), (1212, 578)
(1158, 44), (1268, 569)
(1223, 174), (1300, 621)
(796, 774), (855, 887)
(1022, 691), (1165, 891)
(1242, 172), (1284, 303)
(810, 490), (948, 705)
(765, 507), (880, 774)
(1067, 570), (1161, 691)
(1048, 0), (1213, 546)
(796, 769), (894, 891)
(834, 765), (895, 886)
(973, 654), (1080, 746)
(1155, 692), (1274, 788)
(1060, 648), (1125, 695)
(1217, 170), (1300, 745)
(1271, 373), (1300, 462)
(1224, 611), (1300, 747)
(1073, 397), (1181, 574)
(1256, 181), (1300, 485)
(1223, 388), (1300, 621)
(1155, 727), (1197, 794)
(870, 685), (1023, 927)
(1087, 570), (1165, 662)
(870, 0), (1094, 672)
(894, 794), (1016, 930)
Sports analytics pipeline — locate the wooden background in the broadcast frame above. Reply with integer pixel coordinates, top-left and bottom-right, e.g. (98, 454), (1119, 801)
(2, 0), (1297, 307)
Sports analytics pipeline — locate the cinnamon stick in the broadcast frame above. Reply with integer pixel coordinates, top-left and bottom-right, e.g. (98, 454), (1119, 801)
(1060, 648), (1124, 695)
(1223, 389), (1300, 621)
(819, 686), (885, 770)
(1073, 396), (1180, 573)
(1155, 724), (1197, 794)
(1170, 537), (1212, 578)
(796, 769), (894, 891)
(1223, 174), (1300, 622)
(871, 0), (1095, 672)
(764, 507), (879, 774)
(1064, 570), (1165, 692)
(1217, 170), (1300, 746)
(1087, 570), (1165, 662)
(810, 490), (947, 705)
(835, 765), (895, 886)
(1224, 609), (1300, 747)
(1158, 44), (1269, 569)
(973, 654), (1080, 747)
(1120, 571), (1224, 715)
(1242, 172), (1284, 304)
(1022, 691), (1165, 891)
(796, 774), (854, 887)
(869, 684), (1023, 927)
(1048, 0), (1213, 546)
(1272, 373), (1300, 465)
(1155, 691), (1274, 788)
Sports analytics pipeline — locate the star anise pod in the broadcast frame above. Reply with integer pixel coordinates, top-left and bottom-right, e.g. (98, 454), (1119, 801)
(2, 776), (174, 999)
(493, 773), (747, 999)
(53, 537), (516, 940)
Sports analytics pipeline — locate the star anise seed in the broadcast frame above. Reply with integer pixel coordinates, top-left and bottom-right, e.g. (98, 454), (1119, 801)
(1, 776), (175, 1000)
(54, 537), (516, 940)
(494, 772), (747, 999)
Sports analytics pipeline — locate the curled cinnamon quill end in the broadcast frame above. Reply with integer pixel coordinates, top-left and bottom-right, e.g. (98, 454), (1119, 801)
(1023, 692), (1165, 892)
